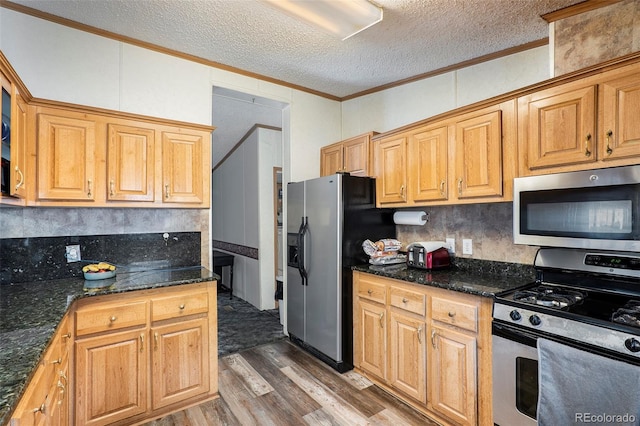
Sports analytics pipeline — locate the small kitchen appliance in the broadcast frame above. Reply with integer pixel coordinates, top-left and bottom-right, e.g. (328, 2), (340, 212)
(492, 247), (640, 425)
(406, 241), (450, 270)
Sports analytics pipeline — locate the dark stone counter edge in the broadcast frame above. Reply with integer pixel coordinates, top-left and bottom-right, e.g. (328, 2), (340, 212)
(352, 263), (529, 298)
(0, 268), (219, 426)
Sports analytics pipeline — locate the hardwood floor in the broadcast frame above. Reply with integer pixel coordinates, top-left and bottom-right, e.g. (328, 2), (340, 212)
(143, 340), (439, 425)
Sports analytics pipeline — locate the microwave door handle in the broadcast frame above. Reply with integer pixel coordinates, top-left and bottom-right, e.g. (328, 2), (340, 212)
(299, 217), (309, 285)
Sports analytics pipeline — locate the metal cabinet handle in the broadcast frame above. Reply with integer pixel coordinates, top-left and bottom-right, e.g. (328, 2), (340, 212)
(606, 130), (613, 156)
(164, 184), (170, 199)
(379, 312), (384, 328)
(584, 133), (592, 157)
(87, 179), (93, 198)
(367, 289), (373, 295)
(400, 185), (405, 199)
(457, 178), (463, 195)
(154, 332), (159, 351)
(448, 311), (456, 318)
(439, 180), (446, 197)
(52, 357), (62, 365)
(32, 403), (45, 414)
(431, 329), (437, 348)
(179, 304), (185, 310)
(110, 316), (117, 322)
(140, 334), (144, 352)
(14, 166), (24, 190)
(402, 297), (408, 303)
(109, 180), (115, 196)
(417, 325), (423, 344)
(62, 332), (71, 340)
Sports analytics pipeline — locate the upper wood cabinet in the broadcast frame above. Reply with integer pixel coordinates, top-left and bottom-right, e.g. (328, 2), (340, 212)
(29, 105), (212, 208)
(600, 70), (640, 162)
(320, 132), (376, 177)
(37, 111), (98, 202)
(518, 61), (640, 175)
(374, 134), (408, 204)
(107, 124), (155, 202)
(1, 67), (30, 206)
(374, 100), (515, 207)
(162, 131), (205, 204)
(409, 125), (448, 203)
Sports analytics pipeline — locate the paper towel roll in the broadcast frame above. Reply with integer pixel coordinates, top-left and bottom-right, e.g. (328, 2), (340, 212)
(393, 211), (428, 226)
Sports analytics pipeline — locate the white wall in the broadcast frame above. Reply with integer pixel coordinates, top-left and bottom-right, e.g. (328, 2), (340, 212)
(341, 46), (552, 138)
(212, 127), (282, 310)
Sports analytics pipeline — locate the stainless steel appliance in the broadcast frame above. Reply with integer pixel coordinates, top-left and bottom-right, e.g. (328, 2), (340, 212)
(493, 248), (640, 426)
(513, 165), (640, 252)
(286, 173), (395, 372)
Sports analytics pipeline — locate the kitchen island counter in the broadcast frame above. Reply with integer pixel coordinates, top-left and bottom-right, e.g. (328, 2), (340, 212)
(352, 259), (532, 298)
(0, 266), (217, 425)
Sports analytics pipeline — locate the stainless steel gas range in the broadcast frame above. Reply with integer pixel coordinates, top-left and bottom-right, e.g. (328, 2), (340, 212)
(492, 248), (640, 426)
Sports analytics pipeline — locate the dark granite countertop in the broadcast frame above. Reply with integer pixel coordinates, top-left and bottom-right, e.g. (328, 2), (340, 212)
(0, 266), (217, 425)
(352, 260), (533, 297)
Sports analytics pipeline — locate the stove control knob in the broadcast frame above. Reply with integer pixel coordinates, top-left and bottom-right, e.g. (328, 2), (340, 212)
(529, 315), (541, 326)
(509, 310), (521, 321)
(625, 338), (640, 353)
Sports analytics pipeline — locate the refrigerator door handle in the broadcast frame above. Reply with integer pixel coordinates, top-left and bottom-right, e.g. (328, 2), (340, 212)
(299, 216), (309, 285)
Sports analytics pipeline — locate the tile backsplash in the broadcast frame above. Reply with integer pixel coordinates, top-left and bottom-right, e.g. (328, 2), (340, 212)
(396, 202), (538, 265)
(0, 232), (201, 284)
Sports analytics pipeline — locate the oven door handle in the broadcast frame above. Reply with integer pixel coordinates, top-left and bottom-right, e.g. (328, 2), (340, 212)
(492, 321), (538, 348)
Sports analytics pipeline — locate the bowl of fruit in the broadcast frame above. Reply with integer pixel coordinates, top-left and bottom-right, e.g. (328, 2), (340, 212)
(83, 262), (117, 280)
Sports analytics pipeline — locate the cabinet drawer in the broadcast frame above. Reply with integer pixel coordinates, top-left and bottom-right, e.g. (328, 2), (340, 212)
(75, 300), (147, 336)
(431, 296), (478, 332)
(151, 291), (209, 322)
(357, 279), (386, 304)
(389, 285), (426, 317)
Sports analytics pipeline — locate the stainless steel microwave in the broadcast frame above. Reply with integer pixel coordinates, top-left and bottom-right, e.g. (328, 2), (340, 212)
(513, 165), (640, 252)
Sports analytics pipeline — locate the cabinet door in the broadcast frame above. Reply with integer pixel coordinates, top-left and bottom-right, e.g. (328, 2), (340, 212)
(454, 110), (503, 199)
(107, 124), (155, 201)
(428, 325), (477, 426)
(151, 317), (210, 409)
(75, 329), (147, 426)
(601, 73), (640, 161)
(37, 113), (97, 201)
(389, 311), (426, 403)
(343, 135), (370, 177)
(521, 84), (597, 170)
(409, 125), (448, 202)
(374, 135), (407, 205)
(10, 92), (28, 199)
(162, 131), (204, 204)
(320, 142), (343, 176)
(356, 299), (387, 381)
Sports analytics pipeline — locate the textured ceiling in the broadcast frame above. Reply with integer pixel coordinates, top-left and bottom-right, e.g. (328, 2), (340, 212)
(8, 0), (584, 99)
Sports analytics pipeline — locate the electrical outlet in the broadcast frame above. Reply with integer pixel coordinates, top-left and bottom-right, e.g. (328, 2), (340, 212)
(462, 239), (473, 255)
(65, 244), (81, 263)
(445, 238), (455, 253)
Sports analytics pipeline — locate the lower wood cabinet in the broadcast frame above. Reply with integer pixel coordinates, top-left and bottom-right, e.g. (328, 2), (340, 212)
(9, 316), (72, 426)
(73, 282), (217, 426)
(353, 271), (493, 426)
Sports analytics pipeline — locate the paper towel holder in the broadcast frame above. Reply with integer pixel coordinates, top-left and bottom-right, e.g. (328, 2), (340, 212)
(393, 210), (429, 226)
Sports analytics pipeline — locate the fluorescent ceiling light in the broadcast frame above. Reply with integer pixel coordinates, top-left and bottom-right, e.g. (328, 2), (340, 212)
(262, 0), (383, 40)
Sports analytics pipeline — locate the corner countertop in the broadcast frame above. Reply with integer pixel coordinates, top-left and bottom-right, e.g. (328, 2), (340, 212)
(352, 261), (532, 298)
(0, 266), (217, 425)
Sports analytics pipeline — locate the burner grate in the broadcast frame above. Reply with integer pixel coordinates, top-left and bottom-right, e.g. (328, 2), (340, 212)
(612, 301), (640, 328)
(512, 285), (586, 309)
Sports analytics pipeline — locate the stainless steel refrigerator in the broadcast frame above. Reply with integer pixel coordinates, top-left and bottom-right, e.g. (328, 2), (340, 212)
(286, 173), (395, 372)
